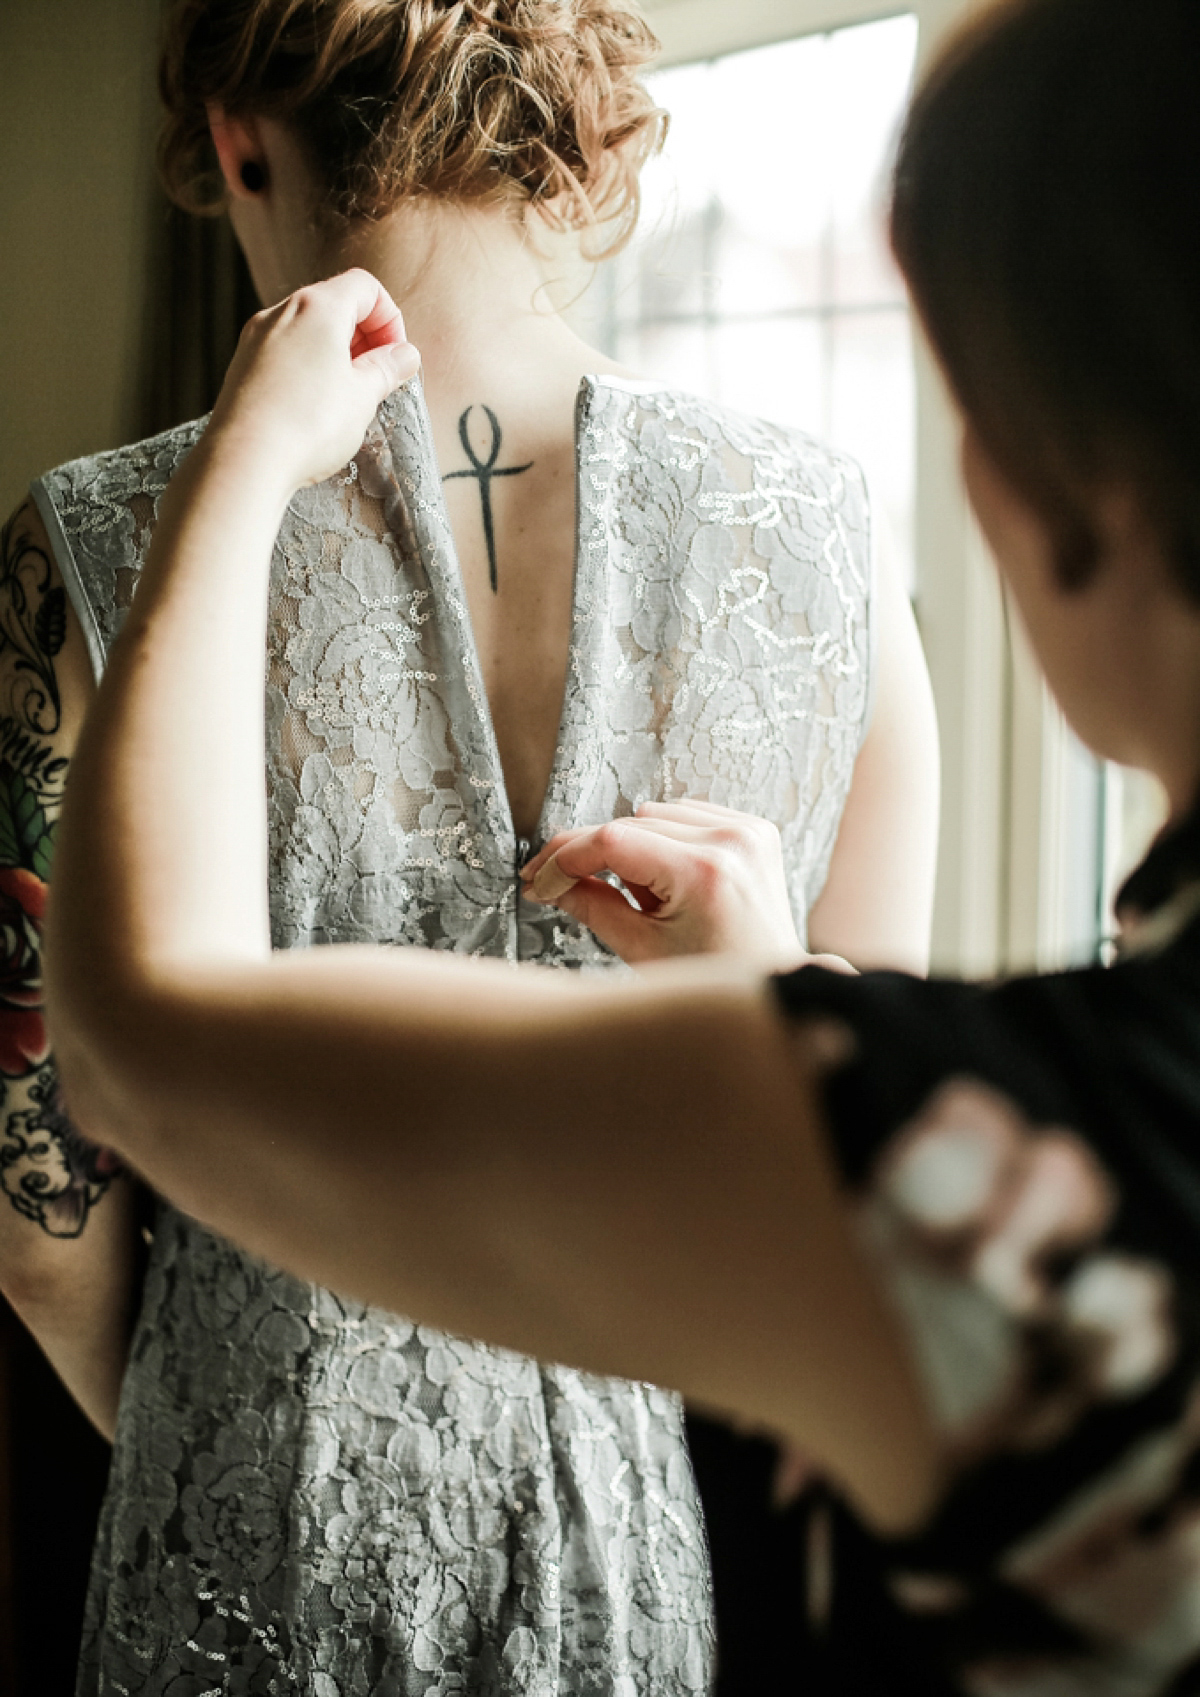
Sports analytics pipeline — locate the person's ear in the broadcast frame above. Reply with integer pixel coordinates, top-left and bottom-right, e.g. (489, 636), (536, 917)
(208, 106), (268, 200)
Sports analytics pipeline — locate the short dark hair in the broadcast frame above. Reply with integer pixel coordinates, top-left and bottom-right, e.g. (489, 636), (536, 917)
(891, 0), (1200, 599)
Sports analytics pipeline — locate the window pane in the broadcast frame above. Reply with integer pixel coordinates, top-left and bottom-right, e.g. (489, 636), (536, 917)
(614, 320), (712, 396)
(826, 18), (919, 306)
(708, 317), (826, 439)
(828, 310), (915, 583)
(708, 36), (835, 316)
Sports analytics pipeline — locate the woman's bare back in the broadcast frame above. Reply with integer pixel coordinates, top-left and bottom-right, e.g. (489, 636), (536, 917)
(431, 360), (607, 842)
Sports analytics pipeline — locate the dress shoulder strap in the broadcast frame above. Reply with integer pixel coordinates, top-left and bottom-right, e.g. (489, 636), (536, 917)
(30, 419), (207, 680)
(571, 378), (875, 913)
(581, 377), (875, 737)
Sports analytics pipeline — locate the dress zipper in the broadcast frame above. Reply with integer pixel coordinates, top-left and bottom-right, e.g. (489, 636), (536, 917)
(513, 838), (533, 963)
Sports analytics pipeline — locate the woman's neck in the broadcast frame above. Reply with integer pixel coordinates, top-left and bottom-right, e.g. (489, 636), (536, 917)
(312, 201), (623, 840)
(321, 202), (614, 404)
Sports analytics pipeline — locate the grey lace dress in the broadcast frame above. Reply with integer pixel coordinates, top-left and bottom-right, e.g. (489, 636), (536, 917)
(32, 375), (874, 1697)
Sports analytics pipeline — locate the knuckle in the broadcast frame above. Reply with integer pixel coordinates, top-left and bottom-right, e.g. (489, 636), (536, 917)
(692, 851), (724, 895)
(291, 283), (326, 317)
(594, 822), (626, 856)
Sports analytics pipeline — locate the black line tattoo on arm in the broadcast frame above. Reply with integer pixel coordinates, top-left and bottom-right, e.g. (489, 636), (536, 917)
(0, 1063), (119, 1239)
(443, 406), (534, 593)
(0, 501), (64, 735)
(0, 503), (120, 1237)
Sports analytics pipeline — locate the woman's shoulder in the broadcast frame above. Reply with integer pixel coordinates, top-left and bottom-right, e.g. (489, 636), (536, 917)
(35, 416), (208, 520)
(582, 373), (867, 499)
(579, 374), (871, 598)
(32, 418), (209, 663)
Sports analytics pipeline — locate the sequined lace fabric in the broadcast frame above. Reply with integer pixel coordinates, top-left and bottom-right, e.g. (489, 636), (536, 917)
(33, 375), (872, 1696)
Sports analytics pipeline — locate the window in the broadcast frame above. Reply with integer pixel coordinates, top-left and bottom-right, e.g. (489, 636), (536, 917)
(593, 16), (919, 589)
(616, 0), (1140, 978)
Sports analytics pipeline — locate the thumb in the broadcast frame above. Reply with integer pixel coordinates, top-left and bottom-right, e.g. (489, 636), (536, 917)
(355, 338), (421, 400)
(550, 878), (665, 965)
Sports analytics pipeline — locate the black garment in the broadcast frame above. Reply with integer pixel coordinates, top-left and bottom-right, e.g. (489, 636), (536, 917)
(699, 806), (1200, 1696)
(684, 1412), (815, 1694)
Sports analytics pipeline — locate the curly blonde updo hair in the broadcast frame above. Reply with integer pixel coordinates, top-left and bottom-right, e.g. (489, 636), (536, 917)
(159, 0), (665, 255)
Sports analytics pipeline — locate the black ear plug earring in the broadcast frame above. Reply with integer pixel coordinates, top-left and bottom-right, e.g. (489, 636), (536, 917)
(240, 160), (266, 193)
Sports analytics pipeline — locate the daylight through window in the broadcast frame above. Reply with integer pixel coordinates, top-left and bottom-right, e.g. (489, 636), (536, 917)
(597, 14), (920, 589)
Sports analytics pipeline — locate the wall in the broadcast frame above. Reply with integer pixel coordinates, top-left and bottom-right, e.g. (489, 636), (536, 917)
(0, 0), (162, 518)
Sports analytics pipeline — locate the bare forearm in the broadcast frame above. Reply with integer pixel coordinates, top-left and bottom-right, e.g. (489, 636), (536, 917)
(0, 501), (136, 1436)
(52, 437), (285, 996)
(0, 1056), (139, 1440)
(62, 943), (934, 1530)
(3, 1172), (139, 1439)
(53, 279), (415, 999)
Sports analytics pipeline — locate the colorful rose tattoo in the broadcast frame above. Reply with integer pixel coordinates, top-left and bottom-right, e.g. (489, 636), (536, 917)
(0, 502), (118, 1236)
(0, 861), (49, 1075)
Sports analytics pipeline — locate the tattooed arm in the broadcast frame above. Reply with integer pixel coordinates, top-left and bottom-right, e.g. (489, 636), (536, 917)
(0, 500), (138, 1440)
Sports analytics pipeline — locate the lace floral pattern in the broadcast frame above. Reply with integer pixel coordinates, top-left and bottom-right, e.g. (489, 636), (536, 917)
(34, 375), (871, 1695)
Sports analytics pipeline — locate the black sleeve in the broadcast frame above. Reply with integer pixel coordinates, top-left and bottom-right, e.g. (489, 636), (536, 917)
(765, 940), (1200, 1693)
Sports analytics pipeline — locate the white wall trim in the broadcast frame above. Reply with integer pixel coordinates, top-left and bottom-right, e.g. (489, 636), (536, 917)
(645, 0), (973, 64)
(646, 0), (910, 65)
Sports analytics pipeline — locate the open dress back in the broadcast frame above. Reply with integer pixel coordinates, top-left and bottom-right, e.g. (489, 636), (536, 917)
(33, 374), (873, 1696)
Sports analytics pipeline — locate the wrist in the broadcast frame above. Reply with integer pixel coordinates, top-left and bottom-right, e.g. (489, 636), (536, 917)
(771, 945), (814, 974)
(147, 424), (295, 595)
(756, 918), (809, 975)
(198, 411), (303, 518)
(701, 920), (809, 974)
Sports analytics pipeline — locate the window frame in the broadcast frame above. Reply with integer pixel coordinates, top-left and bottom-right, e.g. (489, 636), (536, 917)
(644, 0), (1075, 977)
